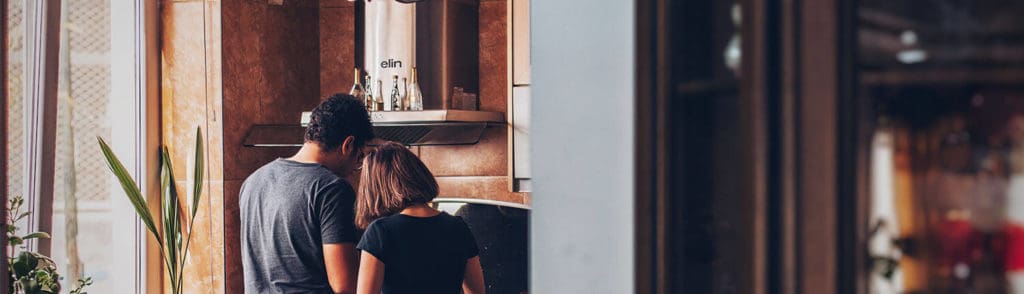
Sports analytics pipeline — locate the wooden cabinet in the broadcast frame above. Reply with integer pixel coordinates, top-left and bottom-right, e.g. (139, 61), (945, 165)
(508, 0), (531, 191)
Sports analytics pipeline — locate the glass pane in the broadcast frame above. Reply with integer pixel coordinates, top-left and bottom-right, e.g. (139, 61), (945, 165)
(50, 0), (126, 292)
(666, 0), (746, 292)
(860, 1), (1024, 293)
(7, 0), (25, 208)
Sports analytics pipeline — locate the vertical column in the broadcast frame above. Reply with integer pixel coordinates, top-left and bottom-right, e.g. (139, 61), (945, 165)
(1, 0), (9, 291)
(22, 0), (61, 254)
(797, 0), (839, 292)
(531, 0), (635, 292)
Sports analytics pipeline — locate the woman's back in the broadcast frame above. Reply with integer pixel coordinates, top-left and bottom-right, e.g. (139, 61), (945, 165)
(357, 212), (480, 294)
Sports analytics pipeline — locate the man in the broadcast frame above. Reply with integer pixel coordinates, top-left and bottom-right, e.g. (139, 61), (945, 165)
(240, 94), (374, 293)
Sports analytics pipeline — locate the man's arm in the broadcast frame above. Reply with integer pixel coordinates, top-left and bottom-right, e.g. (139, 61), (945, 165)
(324, 243), (359, 294)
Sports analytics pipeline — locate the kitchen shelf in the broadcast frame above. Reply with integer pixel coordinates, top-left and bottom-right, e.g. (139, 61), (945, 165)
(244, 110), (505, 147)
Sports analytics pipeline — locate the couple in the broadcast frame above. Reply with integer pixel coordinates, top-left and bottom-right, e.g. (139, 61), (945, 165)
(239, 94), (485, 294)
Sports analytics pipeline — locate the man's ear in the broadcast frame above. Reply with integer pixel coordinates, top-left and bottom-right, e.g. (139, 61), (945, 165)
(341, 136), (358, 157)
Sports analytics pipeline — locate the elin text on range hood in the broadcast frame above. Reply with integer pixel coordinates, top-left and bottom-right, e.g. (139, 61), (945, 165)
(242, 110), (504, 147)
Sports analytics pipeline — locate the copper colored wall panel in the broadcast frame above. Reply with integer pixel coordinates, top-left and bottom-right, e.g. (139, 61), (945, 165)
(319, 6), (357, 98)
(221, 1), (321, 292)
(221, 0), (318, 182)
(478, 0), (507, 113)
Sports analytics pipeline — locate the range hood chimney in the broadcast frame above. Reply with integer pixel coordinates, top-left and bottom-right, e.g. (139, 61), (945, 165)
(242, 0), (499, 147)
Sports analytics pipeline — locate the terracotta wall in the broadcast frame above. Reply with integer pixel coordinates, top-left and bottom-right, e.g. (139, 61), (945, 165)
(161, 0), (226, 293)
(320, 0), (357, 98)
(220, 1), (323, 293)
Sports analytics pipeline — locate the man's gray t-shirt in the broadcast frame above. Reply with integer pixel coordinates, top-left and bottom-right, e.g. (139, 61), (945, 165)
(240, 159), (360, 293)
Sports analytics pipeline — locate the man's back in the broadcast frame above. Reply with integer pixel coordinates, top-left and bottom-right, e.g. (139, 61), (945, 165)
(240, 159), (359, 293)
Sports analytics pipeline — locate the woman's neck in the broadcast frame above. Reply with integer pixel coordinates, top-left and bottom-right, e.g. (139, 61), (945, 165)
(400, 203), (441, 217)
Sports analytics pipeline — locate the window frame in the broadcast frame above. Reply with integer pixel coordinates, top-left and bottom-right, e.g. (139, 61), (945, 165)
(2, 0), (8, 291)
(7, 0), (160, 292)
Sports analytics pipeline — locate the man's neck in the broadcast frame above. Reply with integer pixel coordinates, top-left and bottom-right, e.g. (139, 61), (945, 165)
(288, 143), (328, 165)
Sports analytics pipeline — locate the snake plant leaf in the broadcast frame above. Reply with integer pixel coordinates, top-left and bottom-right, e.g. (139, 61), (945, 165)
(160, 147), (181, 282)
(97, 137), (161, 241)
(192, 127), (204, 219)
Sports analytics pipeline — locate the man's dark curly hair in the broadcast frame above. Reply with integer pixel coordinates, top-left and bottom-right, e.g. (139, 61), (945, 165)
(305, 94), (375, 150)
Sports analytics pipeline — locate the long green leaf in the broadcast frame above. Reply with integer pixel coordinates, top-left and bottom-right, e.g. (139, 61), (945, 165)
(160, 147), (181, 289)
(180, 128), (205, 293)
(21, 232), (50, 240)
(96, 137), (161, 241)
(191, 127), (204, 219)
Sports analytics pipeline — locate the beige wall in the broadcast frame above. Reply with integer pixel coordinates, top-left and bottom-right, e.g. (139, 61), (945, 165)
(161, 0), (226, 293)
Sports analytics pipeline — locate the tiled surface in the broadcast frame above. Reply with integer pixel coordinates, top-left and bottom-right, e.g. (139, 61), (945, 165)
(319, 6), (357, 98)
(221, 0), (320, 181)
(177, 180), (226, 293)
(283, 0), (319, 8)
(320, 0), (356, 8)
(419, 126), (507, 177)
(163, 1), (227, 293)
(162, 1), (211, 181)
(206, 0), (226, 183)
(436, 176), (529, 205)
(221, 1), (322, 291)
(223, 180), (244, 294)
(209, 180), (227, 292)
(478, 0), (508, 113)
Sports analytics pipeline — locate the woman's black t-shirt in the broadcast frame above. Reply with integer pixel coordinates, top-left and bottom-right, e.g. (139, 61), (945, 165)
(357, 212), (480, 294)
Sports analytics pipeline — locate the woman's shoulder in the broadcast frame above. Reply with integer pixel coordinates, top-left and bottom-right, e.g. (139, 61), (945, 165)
(367, 214), (402, 228)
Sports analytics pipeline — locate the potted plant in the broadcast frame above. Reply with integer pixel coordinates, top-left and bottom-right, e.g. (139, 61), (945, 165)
(6, 196), (92, 294)
(97, 128), (204, 294)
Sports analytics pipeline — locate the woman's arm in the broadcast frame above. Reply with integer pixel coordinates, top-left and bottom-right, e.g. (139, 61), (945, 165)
(462, 256), (486, 294)
(357, 251), (386, 294)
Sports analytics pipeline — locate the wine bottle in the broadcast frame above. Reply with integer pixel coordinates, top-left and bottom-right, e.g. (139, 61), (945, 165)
(408, 67), (424, 111)
(401, 77), (409, 111)
(350, 68), (365, 104)
(364, 74), (375, 111)
(375, 80), (385, 112)
(390, 75), (401, 111)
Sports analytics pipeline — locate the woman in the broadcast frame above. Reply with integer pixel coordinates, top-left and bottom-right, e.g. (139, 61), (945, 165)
(355, 142), (486, 294)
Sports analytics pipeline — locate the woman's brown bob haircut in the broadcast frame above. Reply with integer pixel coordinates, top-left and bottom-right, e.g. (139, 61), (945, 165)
(355, 141), (439, 229)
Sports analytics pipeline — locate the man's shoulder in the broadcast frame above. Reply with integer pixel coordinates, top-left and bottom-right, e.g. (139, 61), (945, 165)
(246, 159), (340, 184)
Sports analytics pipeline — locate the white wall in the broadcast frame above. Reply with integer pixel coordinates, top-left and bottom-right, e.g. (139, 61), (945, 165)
(530, 0), (635, 293)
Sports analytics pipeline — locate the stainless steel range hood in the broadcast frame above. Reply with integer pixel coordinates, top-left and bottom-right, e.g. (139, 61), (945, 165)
(243, 0), (493, 147)
(242, 110), (504, 147)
